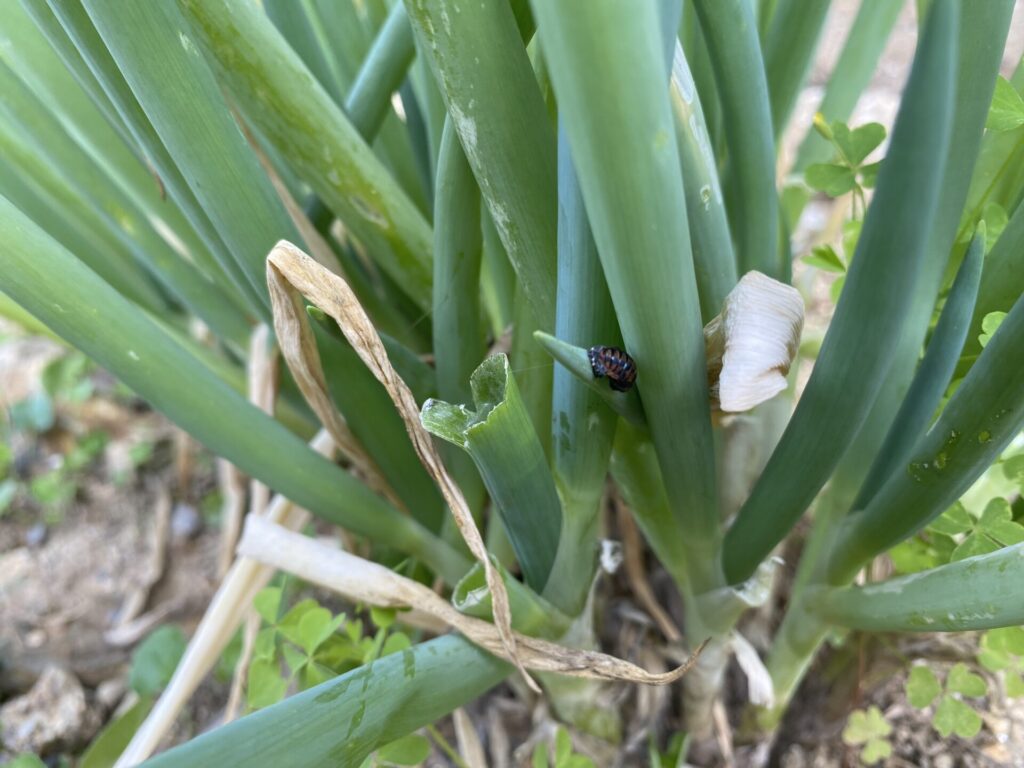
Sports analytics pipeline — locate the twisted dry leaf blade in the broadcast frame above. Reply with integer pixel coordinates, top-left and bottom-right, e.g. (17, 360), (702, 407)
(239, 516), (708, 684)
(220, 325), (278, 576)
(454, 708), (487, 768)
(246, 324), (279, 514)
(265, 240), (530, 687)
(267, 259), (402, 507)
(731, 631), (774, 707)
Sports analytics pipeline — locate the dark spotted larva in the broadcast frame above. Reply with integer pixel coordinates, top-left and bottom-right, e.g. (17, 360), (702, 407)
(587, 345), (637, 392)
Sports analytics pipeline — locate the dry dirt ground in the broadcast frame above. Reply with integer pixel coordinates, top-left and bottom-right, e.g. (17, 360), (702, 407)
(3, 1), (1024, 766)
(0, 333), (223, 758)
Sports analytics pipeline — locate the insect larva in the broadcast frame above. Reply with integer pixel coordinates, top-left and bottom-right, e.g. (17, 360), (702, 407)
(587, 345), (637, 392)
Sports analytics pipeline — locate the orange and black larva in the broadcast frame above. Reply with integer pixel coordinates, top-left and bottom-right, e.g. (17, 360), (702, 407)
(588, 346), (637, 392)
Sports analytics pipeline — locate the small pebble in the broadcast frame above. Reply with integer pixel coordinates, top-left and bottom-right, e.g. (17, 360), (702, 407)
(25, 628), (47, 649)
(170, 503), (203, 541)
(95, 678), (126, 713)
(0, 665), (100, 753)
(12, 450), (35, 478)
(24, 522), (47, 548)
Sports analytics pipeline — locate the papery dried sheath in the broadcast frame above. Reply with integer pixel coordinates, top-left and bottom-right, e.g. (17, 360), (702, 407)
(705, 271), (804, 413)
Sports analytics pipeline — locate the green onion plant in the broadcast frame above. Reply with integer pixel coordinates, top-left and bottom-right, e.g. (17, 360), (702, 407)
(1, 0), (1022, 764)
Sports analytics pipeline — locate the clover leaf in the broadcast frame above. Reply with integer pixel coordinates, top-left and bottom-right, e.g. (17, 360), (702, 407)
(978, 627), (1024, 698)
(986, 76), (1024, 132)
(806, 117), (886, 200)
(907, 661), (988, 741)
(950, 498), (1024, 562)
(842, 707), (892, 765)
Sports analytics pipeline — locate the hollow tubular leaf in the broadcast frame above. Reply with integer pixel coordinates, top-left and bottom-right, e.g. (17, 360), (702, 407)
(609, 421), (689, 589)
(407, 46), (445, 176)
(542, 130), (621, 616)
(533, 332), (645, 428)
(776, 0), (1014, 593)
(345, 2), (415, 140)
(337, 3), (429, 219)
(768, 0), (1017, 679)
(509, 284), (552, 460)
(35, 0), (259, 311)
(762, 1), (1009, 715)
(404, 0), (557, 330)
(892, 0), (1015, 364)
(296, 7), (427, 342)
(0, 111), (166, 315)
(399, 78), (434, 199)
(0, 60), (250, 345)
(828, 289), (1024, 583)
(723, 1), (958, 584)
(481, 210), (516, 339)
(177, 0), (433, 311)
(82, 0), (304, 315)
(669, 43), (737, 322)
(308, 0), (368, 87)
(777, 0), (1013, 586)
(762, 0), (831, 140)
(531, 0), (718, 589)
(433, 118), (487, 517)
(793, 0), (903, 171)
(853, 229), (985, 509)
(923, 0), (1015, 348)
(422, 355), (561, 592)
(16, 0), (133, 147)
(142, 636), (508, 768)
(404, 72), (442, 206)
(13, 0), (223, 286)
(0, 195), (468, 584)
(815, 543), (1024, 632)
(679, 5), (722, 155)
(691, 0), (779, 277)
(297, 0), (427, 217)
(433, 120), (485, 419)
(264, 0), (344, 104)
(0, 156), (139, 304)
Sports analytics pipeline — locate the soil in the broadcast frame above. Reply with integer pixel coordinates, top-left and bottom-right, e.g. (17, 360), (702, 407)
(0, 329), (223, 759)
(4, 1), (1024, 766)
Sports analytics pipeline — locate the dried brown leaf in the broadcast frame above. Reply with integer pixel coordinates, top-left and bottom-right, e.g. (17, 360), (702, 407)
(266, 256), (401, 508)
(239, 515), (707, 685)
(266, 240), (532, 689)
(616, 495), (682, 642)
(454, 708), (487, 768)
(246, 324), (278, 514)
